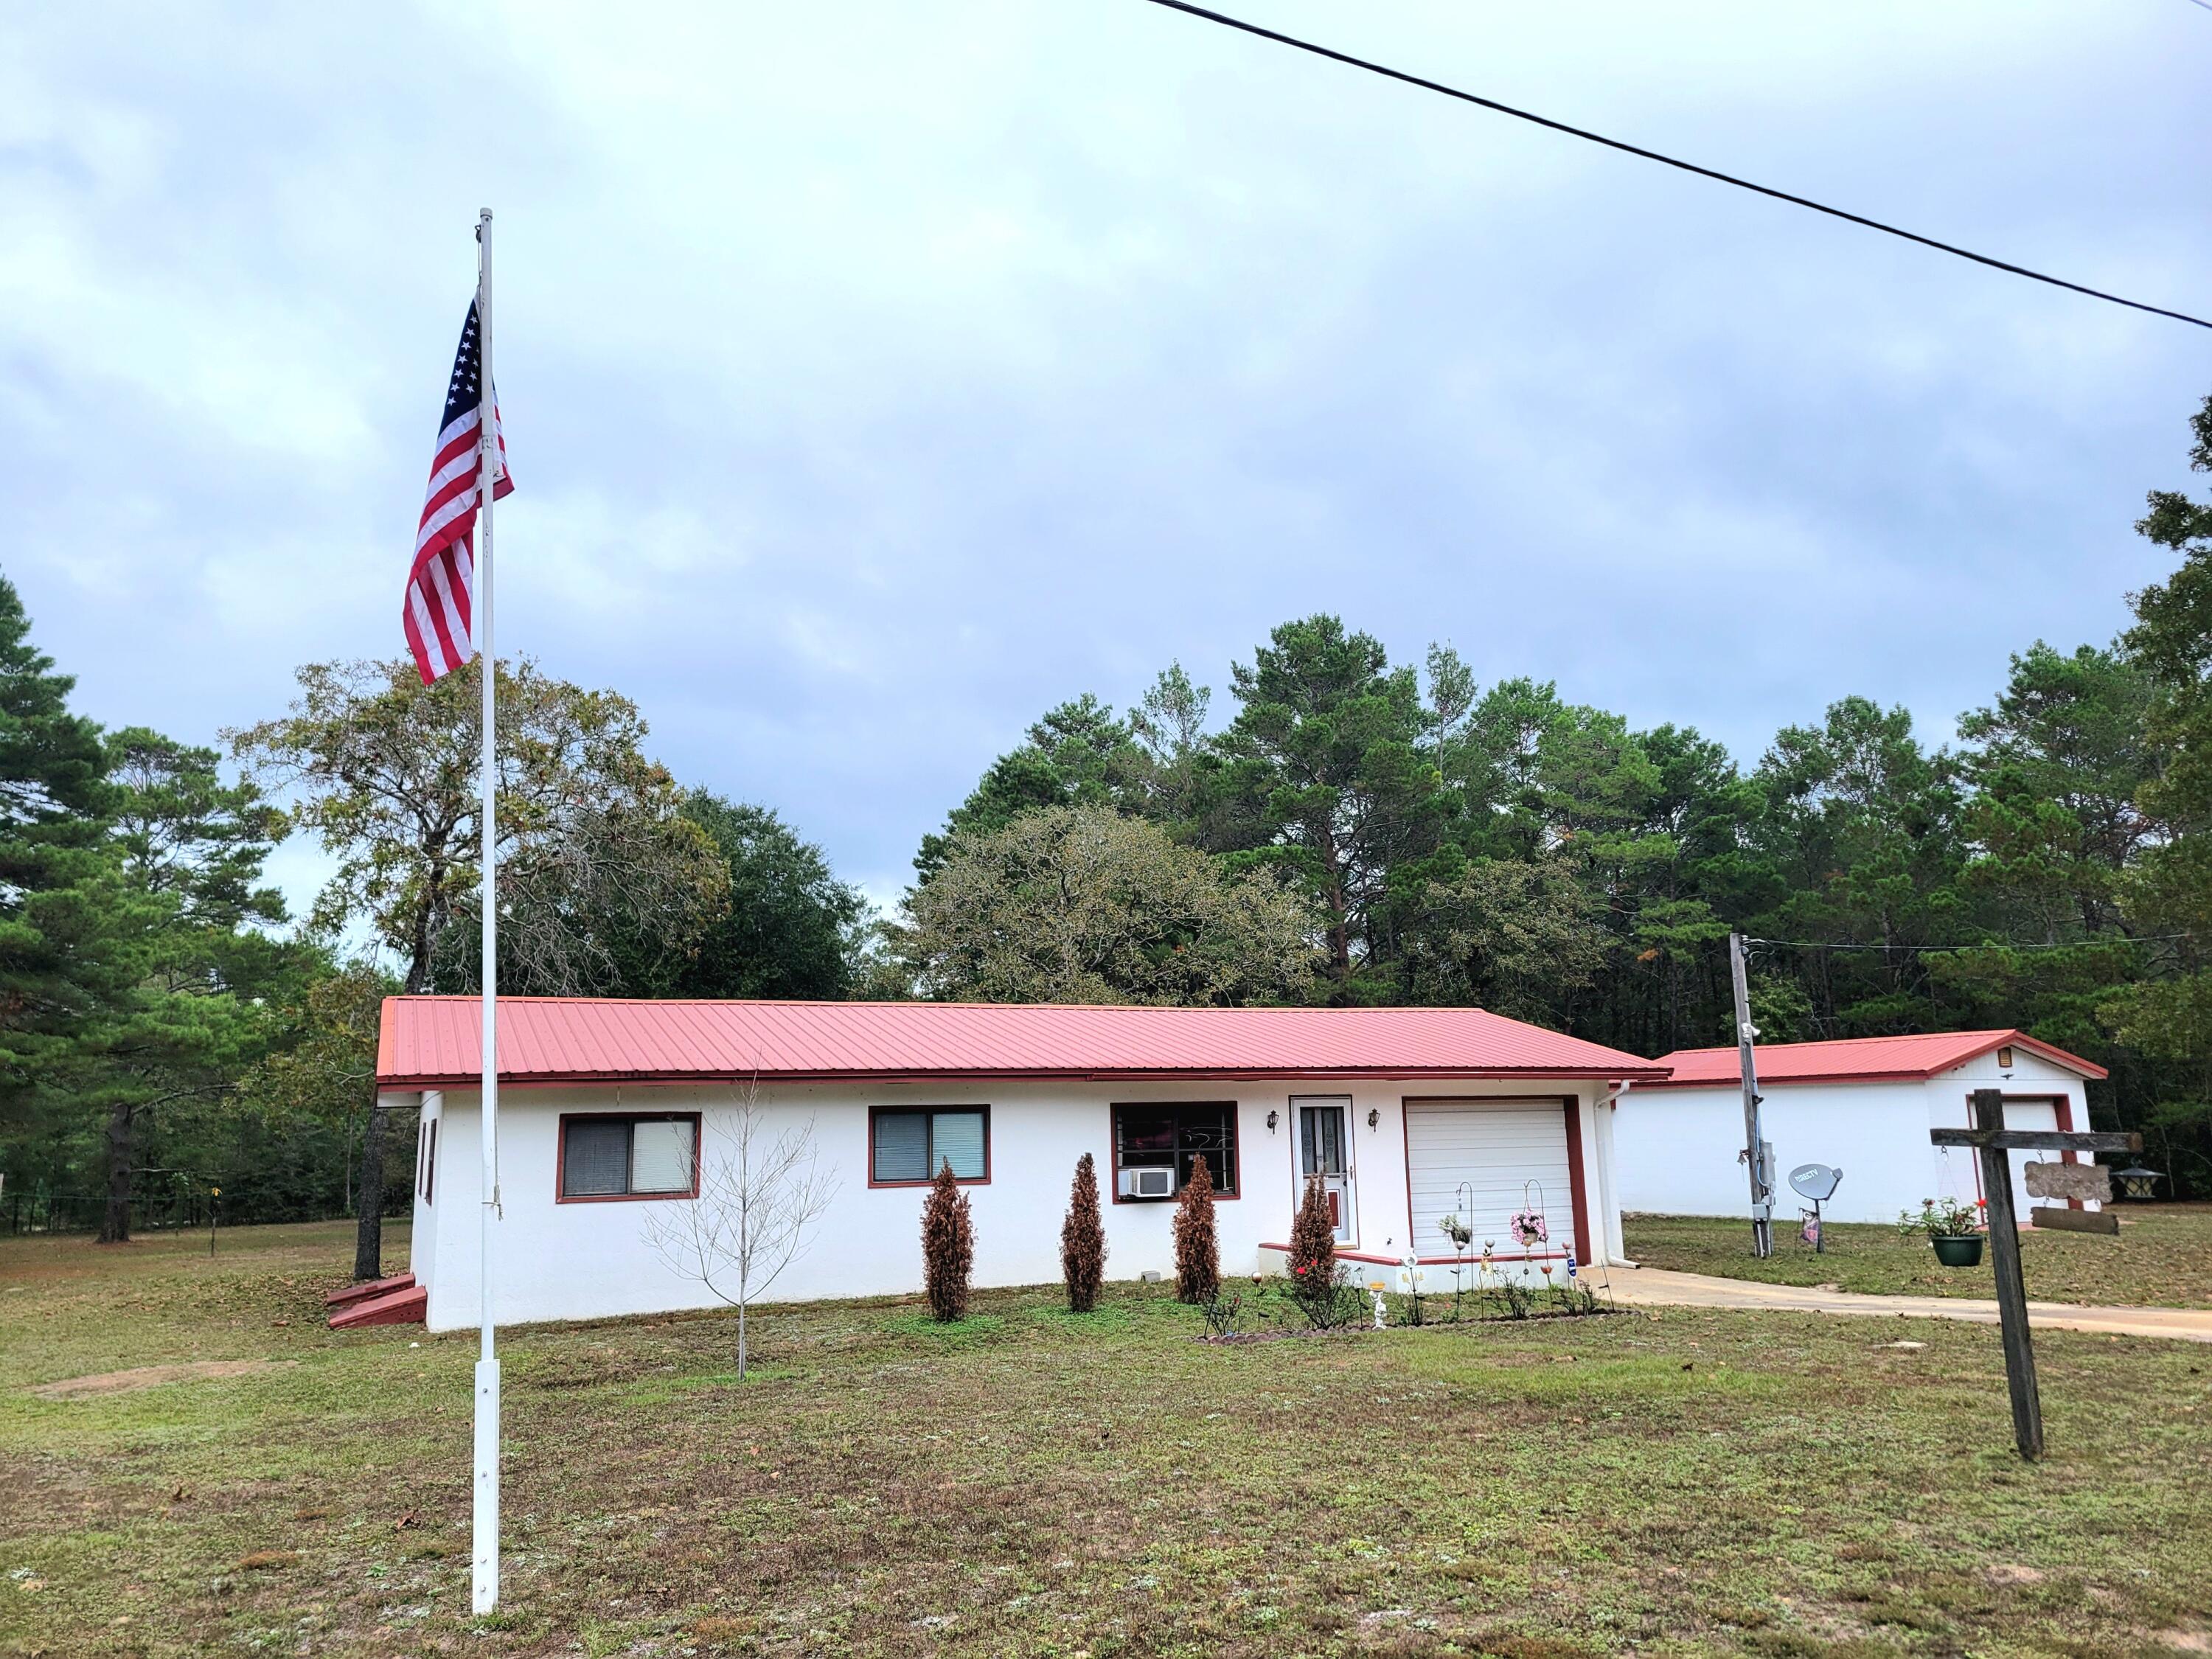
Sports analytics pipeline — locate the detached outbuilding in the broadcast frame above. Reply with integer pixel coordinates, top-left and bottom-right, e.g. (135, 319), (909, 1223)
(378, 996), (1663, 1332)
(1611, 1030), (2110, 1228)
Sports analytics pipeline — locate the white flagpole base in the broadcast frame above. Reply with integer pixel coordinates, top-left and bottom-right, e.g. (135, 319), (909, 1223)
(472, 1357), (501, 1613)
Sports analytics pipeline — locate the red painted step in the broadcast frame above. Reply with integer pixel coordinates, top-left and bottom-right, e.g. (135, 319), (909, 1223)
(325, 1273), (415, 1310)
(329, 1284), (428, 1329)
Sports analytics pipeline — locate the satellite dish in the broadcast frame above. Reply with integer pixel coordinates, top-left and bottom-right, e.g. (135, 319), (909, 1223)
(1790, 1163), (1842, 1203)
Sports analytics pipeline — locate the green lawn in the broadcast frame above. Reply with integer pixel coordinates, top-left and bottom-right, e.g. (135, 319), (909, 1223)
(5, 1221), (2212, 1658)
(1625, 1204), (2212, 1309)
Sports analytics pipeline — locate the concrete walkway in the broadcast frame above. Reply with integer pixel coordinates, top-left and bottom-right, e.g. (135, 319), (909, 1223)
(1603, 1264), (2212, 1343)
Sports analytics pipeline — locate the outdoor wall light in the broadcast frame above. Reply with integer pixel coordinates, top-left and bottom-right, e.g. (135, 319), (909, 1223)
(2115, 1164), (2165, 1200)
(1367, 1108), (1380, 1130)
(1266, 1110), (1279, 1133)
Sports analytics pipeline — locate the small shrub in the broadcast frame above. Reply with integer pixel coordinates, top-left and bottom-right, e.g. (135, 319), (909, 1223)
(1173, 1153), (1221, 1304)
(1287, 1171), (1335, 1281)
(1286, 1172), (1350, 1326)
(921, 1159), (974, 1322)
(1293, 1262), (1366, 1331)
(1060, 1152), (1107, 1313)
(1199, 1288), (1244, 1337)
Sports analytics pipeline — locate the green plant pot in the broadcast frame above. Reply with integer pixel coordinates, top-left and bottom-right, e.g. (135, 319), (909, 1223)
(1931, 1234), (1984, 1268)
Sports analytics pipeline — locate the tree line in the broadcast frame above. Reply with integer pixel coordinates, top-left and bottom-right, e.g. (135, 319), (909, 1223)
(6, 389), (2210, 1255)
(881, 395), (2212, 1194)
(0, 628), (865, 1271)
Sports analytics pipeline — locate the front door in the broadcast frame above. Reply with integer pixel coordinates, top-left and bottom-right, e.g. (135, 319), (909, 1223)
(1293, 1096), (1355, 1244)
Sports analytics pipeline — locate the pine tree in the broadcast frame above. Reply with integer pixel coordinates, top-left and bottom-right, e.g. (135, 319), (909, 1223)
(1286, 1171), (1337, 1295)
(93, 728), (291, 1244)
(1060, 1152), (1107, 1312)
(0, 574), (119, 1102)
(1172, 1153), (1220, 1304)
(921, 1157), (974, 1322)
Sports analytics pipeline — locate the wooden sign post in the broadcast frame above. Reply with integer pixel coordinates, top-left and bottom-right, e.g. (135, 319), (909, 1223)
(1930, 1088), (2140, 1461)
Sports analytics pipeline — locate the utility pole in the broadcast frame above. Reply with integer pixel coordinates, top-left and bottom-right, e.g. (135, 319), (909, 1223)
(1728, 931), (1773, 1258)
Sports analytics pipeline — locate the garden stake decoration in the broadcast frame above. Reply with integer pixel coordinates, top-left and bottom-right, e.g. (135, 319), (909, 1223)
(1929, 1088), (2140, 1461)
(1789, 1163), (1842, 1253)
(1512, 1179), (1549, 1252)
(1443, 1182), (1475, 1319)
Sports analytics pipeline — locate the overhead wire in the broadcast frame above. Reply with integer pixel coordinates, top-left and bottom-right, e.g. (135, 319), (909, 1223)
(1747, 937), (2192, 954)
(1136, 0), (2212, 331)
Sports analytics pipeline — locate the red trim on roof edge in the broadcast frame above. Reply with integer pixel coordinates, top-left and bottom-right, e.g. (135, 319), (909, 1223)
(1641, 1028), (2105, 1087)
(381, 1066), (1672, 1089)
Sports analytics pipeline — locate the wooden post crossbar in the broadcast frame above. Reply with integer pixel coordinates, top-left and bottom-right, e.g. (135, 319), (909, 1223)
(1928, 1130), (2139, 1152)
(1933, 1089), (2142, 1462)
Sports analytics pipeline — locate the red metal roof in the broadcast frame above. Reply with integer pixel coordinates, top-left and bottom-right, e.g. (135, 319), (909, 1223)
(1646, 1029), (2107, 1088)
(377, 996), (1668, 1088)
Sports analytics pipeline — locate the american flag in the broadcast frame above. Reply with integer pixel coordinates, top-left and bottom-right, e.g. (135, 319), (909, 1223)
(404, 299), (512, 684)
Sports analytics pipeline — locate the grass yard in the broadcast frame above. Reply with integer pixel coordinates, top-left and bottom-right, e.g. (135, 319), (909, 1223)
(1625, 1204), (2212, 1309)
(4, 1222), (2212, 1658)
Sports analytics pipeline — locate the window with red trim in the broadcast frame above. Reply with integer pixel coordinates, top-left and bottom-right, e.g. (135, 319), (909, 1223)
(871, 1107), (989, 1185)
(1112, 1102), (1237, 1197)
(557, 1113), (698, 1200)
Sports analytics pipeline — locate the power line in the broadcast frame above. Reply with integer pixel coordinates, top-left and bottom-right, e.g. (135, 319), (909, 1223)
(1137, 0), (2212, 332)
(1746, 934), (2193, 953)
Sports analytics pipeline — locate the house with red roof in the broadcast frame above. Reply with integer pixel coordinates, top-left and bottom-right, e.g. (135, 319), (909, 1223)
(1612, 1030), (2110, 1228)
(376, 995), (1664, 1331)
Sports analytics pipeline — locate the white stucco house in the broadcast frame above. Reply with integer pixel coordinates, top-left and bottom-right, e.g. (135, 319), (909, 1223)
(377, 995), (1666, 1332)
(1611, 1030), (2110, 1228)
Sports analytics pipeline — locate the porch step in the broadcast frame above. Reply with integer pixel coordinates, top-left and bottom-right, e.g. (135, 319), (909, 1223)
(329, 1284), (428, 1329)
(324, 1272), (415, 1310)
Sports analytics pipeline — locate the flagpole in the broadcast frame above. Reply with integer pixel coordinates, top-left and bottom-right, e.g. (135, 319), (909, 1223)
(472, 205), (502, 1617)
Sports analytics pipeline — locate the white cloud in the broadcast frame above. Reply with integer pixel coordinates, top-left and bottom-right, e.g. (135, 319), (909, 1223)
(1, 0), (2204, 923)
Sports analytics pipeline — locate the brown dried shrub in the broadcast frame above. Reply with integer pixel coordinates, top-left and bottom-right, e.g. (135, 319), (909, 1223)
(921, 1158), (974, 1322)
(1173, 1153), (1220, 1304)
(1286, 1170), (1338, 1302)
(1060, 1152), (1107, 1312)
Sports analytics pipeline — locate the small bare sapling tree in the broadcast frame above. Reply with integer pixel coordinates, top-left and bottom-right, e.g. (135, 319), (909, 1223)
(643, 1091), (838, 1380)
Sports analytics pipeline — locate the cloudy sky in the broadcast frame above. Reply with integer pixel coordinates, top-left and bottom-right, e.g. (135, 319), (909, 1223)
(5, 1), (2208, 916)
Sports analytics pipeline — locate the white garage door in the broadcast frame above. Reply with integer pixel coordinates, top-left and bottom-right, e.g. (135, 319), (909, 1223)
(1405, 1099), (1576, 1259)
(1995, 1098), (2063, 1219)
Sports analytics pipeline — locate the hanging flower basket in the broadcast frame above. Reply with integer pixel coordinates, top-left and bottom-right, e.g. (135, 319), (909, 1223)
(1931, 1234), (1985, 1268)
(1509, 1210), (1548, 1249)
(1899, 1198), (1984, 1267)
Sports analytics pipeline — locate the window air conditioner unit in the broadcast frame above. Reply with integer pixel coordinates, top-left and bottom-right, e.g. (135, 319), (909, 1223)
(1119, 1166), (1175, 1200)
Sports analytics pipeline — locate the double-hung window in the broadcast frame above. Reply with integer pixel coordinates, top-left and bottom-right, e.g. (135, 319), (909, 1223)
(1112, 1103), (1238, 1197)
(557, 1113), (699, 1200)
(870, 1107), (990, 1186)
